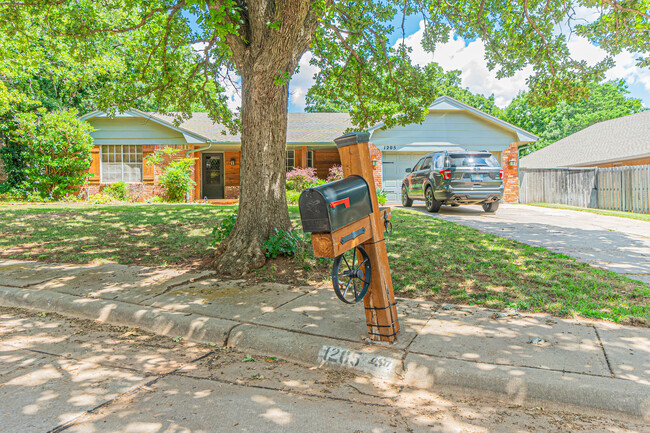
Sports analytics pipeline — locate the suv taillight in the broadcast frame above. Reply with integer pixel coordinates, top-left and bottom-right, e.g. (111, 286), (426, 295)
(499, 169), (504, 180)
(440, 169), (452, 180)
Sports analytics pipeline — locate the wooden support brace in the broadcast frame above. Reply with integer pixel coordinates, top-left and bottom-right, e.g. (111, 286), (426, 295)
(334, 133), (400, 342)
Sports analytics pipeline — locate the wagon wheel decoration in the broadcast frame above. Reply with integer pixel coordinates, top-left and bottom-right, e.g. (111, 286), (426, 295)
(331, 245), (372, 304)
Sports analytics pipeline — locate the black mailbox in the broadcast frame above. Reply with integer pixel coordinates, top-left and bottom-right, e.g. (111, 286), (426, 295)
(299, 175), (373, 233)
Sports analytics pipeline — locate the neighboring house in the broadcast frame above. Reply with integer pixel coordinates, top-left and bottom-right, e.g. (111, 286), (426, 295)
(79, 95), (538, 203)
(520, 110), (650, 169)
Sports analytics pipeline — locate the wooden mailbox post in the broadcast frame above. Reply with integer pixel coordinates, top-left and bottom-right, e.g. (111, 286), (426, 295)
(334, 132), (400, 343)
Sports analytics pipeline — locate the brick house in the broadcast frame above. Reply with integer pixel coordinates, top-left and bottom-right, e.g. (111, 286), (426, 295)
(79, 96), (537, 203)
(520, 110), (650, 169)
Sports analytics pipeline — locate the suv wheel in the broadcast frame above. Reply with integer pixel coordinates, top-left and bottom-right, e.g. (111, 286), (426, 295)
(401, 185), (413, 207)
(425, 187), (441, 213)
(482, 202), (499, 213)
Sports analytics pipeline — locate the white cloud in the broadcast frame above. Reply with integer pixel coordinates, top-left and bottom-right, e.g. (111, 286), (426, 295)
(289, 52), (319, 110)
(282, 20), (650, 111)
(566, 34), (650, 93)
(402, 23), (533, 108)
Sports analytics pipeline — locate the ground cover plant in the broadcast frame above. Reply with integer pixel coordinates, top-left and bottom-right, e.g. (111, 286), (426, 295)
(0, 204), (646, 324)
(527, 203), (650, 223)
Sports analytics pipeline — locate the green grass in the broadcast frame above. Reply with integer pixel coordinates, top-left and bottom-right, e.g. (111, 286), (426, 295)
(0, 203), (237, 266)
(0, 203), (647, 324)
(388, 208), (648, 325)
(527, 203), (650, 222)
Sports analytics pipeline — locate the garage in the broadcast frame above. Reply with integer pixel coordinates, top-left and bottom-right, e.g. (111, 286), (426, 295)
(381, 152), (428, 203)
(369, 95), (539, 204)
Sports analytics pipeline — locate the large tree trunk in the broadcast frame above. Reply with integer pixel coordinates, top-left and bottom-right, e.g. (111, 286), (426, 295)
(213, 66), (293, 274)
(213, 0), (322, 275)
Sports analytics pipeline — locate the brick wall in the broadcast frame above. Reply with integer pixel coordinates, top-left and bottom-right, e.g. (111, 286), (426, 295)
(368, 142), (382, 189)
(83, 144), (198, 202)
(502, 142), (519, 203)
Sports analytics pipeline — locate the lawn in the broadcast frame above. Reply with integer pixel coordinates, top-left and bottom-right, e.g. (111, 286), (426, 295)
(0, 204), (235, 267)
(1, 203), (647, 324)
(527, 203), (650, 222)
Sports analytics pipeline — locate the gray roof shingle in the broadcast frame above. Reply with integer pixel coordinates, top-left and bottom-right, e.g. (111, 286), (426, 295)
(150, 112), (353, 144)
(520, 110), (650, 168)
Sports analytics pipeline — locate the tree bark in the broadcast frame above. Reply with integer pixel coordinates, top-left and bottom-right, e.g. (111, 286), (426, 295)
(213, 0), (323, 275)
(213, 66), (293, 274)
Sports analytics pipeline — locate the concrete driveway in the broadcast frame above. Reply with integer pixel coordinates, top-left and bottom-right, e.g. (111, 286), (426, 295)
(404, 203), (650, 285)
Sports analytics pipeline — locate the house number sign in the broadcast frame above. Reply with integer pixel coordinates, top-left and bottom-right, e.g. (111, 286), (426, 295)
(318, 345), (399, 378)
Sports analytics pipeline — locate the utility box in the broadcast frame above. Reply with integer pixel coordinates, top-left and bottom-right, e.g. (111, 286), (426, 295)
(299, 175), (373, 257)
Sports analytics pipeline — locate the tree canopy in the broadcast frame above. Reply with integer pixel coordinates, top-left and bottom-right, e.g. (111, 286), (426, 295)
(503, 79), (646, 154)
(2, 0), (649, 272)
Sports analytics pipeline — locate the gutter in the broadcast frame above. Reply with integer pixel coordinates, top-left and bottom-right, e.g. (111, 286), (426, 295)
(185, 142), (213, 203)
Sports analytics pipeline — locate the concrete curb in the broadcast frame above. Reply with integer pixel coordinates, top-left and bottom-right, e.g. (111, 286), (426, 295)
(1, 285), (648, 419)
(404, 353), (650, 419)
(0, 286), (237, 346)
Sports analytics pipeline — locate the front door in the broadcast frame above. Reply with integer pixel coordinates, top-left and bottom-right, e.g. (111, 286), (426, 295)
(202, 153), (224, 199)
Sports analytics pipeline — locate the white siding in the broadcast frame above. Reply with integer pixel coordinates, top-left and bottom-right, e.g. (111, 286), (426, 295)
(372, 111), (517, 150)
(88, 117), (188, 146)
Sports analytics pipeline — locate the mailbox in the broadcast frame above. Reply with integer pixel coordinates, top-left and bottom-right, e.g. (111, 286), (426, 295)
(299, 175), (374, 258)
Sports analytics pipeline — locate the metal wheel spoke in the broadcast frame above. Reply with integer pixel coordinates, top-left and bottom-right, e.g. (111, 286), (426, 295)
(342, 254), (350, 270)
(353, 279), (358, 298)
(342, 278), (352, 296)
(357, 258), (368, 268)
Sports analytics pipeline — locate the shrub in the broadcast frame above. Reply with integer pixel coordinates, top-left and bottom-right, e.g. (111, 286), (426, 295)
(376, 188), (387, 205)
(148, 195), (165, 203)
(326, 165), (344, 182)
(146, 148), (196, 202)
(286, 167), (317, 192)
(103, 181), (130, 202)
(8, 108), (93, 200)
(211, 212), (237, 245)
(286, 190), (301, 204)
(263, 228), (303, 258)
(88, 193), (113, 204)
(0, 141), (27, 191)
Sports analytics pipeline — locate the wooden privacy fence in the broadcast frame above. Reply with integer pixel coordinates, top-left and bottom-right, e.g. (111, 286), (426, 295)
(519, 165), (650, 214)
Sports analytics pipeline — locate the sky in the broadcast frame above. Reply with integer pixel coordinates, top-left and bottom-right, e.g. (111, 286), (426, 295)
(286, 14), (650, 112)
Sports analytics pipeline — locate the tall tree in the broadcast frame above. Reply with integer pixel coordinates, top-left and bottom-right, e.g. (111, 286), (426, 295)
(503, 79), (645, 154)
(3, 0), (648, 273)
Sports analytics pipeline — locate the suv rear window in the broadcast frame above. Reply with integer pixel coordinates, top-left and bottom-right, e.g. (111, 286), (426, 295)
(447, 153), (500, 168)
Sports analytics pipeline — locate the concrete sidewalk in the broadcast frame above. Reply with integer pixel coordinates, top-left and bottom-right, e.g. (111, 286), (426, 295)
(1, 259), (648, 419)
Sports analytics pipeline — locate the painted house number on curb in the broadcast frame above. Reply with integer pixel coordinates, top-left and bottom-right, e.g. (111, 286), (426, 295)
(318, 345), (398, 378)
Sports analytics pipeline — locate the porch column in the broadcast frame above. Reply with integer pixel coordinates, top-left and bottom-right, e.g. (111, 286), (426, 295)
(301, 145), (307, 168)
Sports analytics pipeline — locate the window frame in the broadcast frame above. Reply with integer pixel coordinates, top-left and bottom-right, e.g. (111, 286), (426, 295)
(286, 150), (295, 171)
(100, 144), (144, 184)
(412, 157), (425, 172)
(306, 150), (313, 168)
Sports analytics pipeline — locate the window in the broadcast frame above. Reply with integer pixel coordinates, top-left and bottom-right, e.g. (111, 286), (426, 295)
(420, 157), (432, 170)
(412, 158), (425, 172)
(434, 154), (444, 170)
(286, 150), (295, 171)
(448, 153), (500, 168)
(306, 150), (313, 168)
(101, 145), (143, 183)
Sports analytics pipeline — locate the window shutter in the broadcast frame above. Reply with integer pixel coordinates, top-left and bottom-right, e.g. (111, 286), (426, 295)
(142, 145), (154, 183)
(88, 146), (100, 184)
